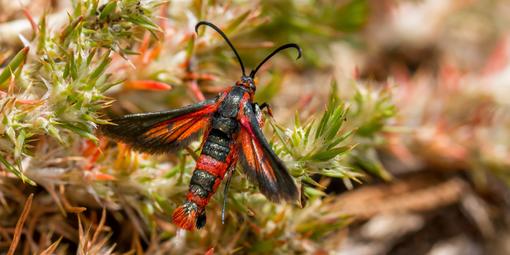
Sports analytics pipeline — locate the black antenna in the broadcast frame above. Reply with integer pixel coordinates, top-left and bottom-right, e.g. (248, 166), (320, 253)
(249, 43), (302, 78)
(195, 21), (246, 76)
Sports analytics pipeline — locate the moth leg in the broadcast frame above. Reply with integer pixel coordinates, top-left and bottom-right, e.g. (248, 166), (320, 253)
(258, 102), (273, 118)
(253, 103), (269, 127)
(221, 163), (236, 224)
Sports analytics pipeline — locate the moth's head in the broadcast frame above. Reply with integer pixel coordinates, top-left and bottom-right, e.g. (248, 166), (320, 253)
(236, 76), (256, 93)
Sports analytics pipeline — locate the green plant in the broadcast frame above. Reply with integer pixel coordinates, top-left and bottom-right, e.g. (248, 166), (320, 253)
(0, 1), (395, 254)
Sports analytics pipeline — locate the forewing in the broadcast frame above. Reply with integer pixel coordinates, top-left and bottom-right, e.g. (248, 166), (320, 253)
(237, 103), (298, 202)
(101, 98), (217, 153)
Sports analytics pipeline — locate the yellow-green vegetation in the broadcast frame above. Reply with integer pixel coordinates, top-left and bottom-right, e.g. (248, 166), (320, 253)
(0, 1), (394, 253)
(5, 0), (510, 254)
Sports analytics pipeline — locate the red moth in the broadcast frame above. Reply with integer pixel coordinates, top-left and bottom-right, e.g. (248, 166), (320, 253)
(101, 21), (301, 230)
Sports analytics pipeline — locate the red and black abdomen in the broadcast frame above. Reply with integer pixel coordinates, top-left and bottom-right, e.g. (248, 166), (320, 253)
(173, 86), (247, 230)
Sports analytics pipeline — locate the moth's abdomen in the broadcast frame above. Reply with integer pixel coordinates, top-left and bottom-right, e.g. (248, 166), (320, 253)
(172, 114), (238, 230)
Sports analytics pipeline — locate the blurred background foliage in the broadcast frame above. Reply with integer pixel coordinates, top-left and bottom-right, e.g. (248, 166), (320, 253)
(1, 0), (510, 254)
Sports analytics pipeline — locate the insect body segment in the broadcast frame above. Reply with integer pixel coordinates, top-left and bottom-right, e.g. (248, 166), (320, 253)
(101, 21), (301, 230)
(173, 87), (246, 230)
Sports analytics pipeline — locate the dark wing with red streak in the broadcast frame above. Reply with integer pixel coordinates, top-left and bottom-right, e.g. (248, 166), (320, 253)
(237, 102), (298, 202)
(100, 98), (217, 154)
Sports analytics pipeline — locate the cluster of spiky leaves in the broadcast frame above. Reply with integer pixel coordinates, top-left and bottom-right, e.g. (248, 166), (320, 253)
(272, 86), (356, 193)
(0, 0), (396, 254)
(0, 0), (164, 184)
(0, 0), (163, 252)
(272, 80), (395, 196)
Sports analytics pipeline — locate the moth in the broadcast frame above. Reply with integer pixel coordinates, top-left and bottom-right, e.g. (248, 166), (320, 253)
(101, 21), (301, 230)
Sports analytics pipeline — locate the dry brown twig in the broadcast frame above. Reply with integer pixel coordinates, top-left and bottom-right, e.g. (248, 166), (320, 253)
(39, 236), (63, 255)
(333, 175), (468, 220)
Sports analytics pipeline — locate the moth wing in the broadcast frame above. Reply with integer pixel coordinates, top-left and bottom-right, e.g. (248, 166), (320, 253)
(237, 102), (298, 202)
(101, 98), (218, 154)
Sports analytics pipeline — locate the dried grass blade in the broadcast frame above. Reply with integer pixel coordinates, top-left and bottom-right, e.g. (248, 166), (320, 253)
(39, 236), (63, 255)
(7, 193), (33, 255)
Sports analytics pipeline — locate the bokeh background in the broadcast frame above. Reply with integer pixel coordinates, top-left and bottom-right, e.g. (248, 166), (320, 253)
(1, 0), (510, 254)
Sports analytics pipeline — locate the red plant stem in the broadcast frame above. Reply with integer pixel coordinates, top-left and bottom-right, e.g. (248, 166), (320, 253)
(188, 79), (205, 101)
(23, 8), (38, 36)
